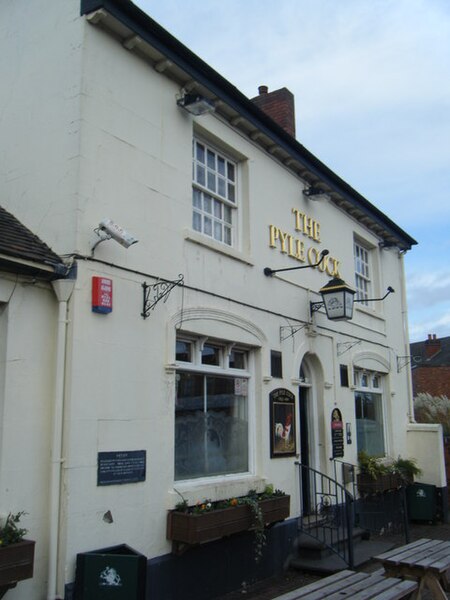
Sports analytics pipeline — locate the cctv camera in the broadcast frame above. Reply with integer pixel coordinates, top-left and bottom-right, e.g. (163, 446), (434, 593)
(98, 218), (138, 248)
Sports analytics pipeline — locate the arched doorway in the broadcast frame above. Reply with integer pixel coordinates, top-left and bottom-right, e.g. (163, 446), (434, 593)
(299, 361), (312, 514)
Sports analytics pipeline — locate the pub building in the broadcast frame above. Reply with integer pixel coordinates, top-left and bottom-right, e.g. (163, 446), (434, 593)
(0, 1), (446, 598)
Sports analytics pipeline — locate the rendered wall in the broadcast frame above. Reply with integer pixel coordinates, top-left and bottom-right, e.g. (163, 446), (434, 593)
(406, 423), (446, 487)
(0, 0), (83, 254)
(0, 2), (421, 597)
(0, 275), (57, 600)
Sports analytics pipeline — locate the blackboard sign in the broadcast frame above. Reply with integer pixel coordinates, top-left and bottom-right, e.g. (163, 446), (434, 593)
(98, 450), (146, 486)
(331, 409), (344, 458)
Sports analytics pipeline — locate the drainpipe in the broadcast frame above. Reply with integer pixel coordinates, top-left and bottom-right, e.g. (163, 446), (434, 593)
(48, 278), (75, 600)
(399, 252), (415, 423)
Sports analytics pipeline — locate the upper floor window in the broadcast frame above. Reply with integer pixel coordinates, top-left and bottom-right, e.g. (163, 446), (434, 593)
(354, 240), (372, 304)
(192, 139), (237, 246)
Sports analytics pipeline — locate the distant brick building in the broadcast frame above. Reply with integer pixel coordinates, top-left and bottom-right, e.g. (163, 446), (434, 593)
(411, 334), (450, 398)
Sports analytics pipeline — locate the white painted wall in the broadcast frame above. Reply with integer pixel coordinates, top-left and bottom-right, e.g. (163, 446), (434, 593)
(407, 423), (446, 487)
(0, 1), (433, 597)
(0, 275), (57, 600)
(0, 0), (84, 254)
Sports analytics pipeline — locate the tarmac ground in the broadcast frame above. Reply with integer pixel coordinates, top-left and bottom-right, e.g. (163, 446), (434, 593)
(216, 521), (450, 600)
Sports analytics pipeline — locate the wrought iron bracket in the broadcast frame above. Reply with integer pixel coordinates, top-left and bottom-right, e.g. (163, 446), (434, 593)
(280, 323), (309, 342)
(396, 355), (421, 372)
(310, 301), (324, 316)
(337, 341), (361, 356)
(141, 274), (184, 319)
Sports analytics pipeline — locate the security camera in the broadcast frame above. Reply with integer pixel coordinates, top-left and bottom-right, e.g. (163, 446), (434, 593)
(98, 218), (138, 248)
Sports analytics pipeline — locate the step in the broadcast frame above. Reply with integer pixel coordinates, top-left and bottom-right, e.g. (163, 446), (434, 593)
(294, 527), (368, 559)
(289, 539), (396, 574)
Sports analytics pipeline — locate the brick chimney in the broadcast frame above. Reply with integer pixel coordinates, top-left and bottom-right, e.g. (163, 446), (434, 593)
(251, 85), (296, 138)
(425, 333), (441, 359)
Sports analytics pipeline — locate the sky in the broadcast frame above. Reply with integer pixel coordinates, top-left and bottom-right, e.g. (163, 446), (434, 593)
(135, 0), (450, 343)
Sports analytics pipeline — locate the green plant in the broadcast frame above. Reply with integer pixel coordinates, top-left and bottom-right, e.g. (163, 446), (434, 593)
(0, 512), (28, 547)
(358, 452), (388, 480)
(172, 485), (286, 515)
(358, 452), (421, 484)
(171, 485), (286, 562)
(240, 490), (266, 563)
(391, 456), (422, 482)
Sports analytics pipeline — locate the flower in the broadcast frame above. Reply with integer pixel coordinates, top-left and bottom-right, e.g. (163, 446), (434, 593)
(173, 485), (285, 515)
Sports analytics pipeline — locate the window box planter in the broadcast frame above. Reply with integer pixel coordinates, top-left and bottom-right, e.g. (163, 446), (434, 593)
(357, 472), (404, 495)
(167, 495), (290, 551)
(0, 539), (35, 596)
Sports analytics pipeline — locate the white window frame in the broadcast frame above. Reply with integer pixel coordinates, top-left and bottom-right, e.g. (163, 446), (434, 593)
(354, 239), (372, 305)
(354, 369), (386, 456)
(174, 335), (252, 482)
(192, 138), (238, 247)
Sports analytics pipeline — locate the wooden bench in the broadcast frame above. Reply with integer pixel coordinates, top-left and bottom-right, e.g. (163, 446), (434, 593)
(272, 569), (418, 599)
(375, 538), (450, 599)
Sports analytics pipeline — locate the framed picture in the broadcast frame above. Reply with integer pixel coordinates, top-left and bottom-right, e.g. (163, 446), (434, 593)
(270, 388), (296, 458)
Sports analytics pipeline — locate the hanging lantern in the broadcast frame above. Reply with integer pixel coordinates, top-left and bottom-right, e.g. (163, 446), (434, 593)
(318, 278), (356, 321)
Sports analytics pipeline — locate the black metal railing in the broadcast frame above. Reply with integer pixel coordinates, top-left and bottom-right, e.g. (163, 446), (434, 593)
(355, 485), (410, 543)
(296, 460), (410, 568)
(296, 462), (355, 568)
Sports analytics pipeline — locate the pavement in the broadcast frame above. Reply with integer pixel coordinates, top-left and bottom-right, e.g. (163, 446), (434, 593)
(215, 521), (450, 600)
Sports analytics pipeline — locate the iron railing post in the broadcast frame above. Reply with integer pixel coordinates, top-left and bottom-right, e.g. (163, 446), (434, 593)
(345, 492), (355, 568)
(401, 486), (410, 543)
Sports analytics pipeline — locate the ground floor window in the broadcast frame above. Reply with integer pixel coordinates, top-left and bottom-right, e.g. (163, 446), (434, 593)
(354, 369), (385, 456)
(175, 336), (249, 480)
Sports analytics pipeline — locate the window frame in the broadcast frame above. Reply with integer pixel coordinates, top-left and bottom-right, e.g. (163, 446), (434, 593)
(354, 369), (386, 456)
(174, 335), (252, 482)
(354, 239), (372, 305)
(192, 138), (238, 248)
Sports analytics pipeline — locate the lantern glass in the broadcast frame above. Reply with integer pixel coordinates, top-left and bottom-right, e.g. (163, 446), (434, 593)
(320, 278), (355, 321)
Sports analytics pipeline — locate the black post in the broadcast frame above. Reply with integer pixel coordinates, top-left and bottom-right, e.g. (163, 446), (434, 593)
(345, 493), (355, 569)
(401, 486), (410, 544)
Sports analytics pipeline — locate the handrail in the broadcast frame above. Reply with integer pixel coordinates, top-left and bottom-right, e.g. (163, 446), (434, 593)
(329, 457), (357, 498)
(295, 461), (355, 568)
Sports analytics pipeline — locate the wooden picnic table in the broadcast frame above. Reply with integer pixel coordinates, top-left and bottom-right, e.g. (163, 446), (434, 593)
(374, 538), (450, 599)
(272, 569), (417, 599)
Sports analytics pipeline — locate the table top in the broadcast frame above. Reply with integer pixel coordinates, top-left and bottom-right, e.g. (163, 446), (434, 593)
(374, 538), (450, 575)
(272, 569), (418, 599)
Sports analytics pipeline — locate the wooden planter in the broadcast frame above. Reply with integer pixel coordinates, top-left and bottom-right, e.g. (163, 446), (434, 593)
(167, 496), (290, 550)
(357, 473), (404, 495)
(0, 539), (35, 593)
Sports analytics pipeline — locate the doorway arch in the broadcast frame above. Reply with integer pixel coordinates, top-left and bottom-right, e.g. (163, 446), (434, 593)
(298, 354), (325, 514)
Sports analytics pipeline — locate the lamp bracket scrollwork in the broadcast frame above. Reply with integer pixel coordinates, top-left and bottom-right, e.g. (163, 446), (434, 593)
(141, 274), (184, 319)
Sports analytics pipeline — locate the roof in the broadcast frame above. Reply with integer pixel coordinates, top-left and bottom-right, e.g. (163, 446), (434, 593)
(410, 336), (450, 368)
(0, 205), (66, 279)
(80, 0), (417, 252)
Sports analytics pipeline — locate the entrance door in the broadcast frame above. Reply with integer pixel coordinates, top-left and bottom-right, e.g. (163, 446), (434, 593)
(299, 383), (311, 514)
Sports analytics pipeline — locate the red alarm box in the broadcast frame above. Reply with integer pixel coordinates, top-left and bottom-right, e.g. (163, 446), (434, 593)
(92, 277), (113, 314)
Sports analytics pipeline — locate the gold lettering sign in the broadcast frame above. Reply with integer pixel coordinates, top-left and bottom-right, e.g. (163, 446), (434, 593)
(268, 209), (341, 277)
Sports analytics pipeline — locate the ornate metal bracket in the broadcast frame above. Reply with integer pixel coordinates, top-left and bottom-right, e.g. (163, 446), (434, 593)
(141, 274), (184, 319)
(337, 341), (361, 356)
(280, 323), (309, 342)
(396, 355), (421, 372)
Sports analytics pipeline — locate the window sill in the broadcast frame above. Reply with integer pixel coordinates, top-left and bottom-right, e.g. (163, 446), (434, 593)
(184, 229), (253, 266)
(168, 474), (267, 508)
(354, 303), (386, 322)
